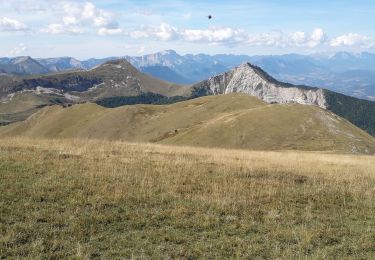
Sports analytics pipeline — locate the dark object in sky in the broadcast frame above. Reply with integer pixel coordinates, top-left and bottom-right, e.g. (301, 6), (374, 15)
(208, 15), (212, 19)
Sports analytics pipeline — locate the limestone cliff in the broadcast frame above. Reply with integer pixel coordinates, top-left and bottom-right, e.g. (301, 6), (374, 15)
(191, 63), (327, 108)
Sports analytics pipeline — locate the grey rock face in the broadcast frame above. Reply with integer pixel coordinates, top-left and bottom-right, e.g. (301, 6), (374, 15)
(192, 63), (327, 108)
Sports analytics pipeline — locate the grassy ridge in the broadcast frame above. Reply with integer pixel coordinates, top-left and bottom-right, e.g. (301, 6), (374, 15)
(0, 138), (375, 258)
(1, 94), (374, 154)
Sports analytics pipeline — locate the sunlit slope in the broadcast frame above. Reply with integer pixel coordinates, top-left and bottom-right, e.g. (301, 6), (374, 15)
(0, 92), (68, 125)
(1, 138), (374, 258)
(1, 94), (374, 153)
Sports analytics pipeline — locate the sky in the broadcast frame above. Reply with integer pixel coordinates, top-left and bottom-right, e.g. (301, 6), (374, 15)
(1, 0), (375, 59)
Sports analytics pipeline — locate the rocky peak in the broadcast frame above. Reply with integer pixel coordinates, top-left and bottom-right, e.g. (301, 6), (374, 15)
(192, 62), (327, 108)
(12, 56), (35, 64)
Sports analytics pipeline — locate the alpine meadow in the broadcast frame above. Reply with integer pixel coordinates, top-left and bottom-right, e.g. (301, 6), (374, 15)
(1, 0), (375, 259)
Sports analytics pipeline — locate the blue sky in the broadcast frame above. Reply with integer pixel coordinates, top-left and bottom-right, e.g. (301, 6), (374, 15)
(0, 0), (374, 59)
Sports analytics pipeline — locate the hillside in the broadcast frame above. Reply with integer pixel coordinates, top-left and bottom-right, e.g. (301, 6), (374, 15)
(324, 90), (375, 136)
(0, 59), (184, 124)
(0, 59), (182, 98)
(1, 94), (374, 154)
(190, 63), (375, 136)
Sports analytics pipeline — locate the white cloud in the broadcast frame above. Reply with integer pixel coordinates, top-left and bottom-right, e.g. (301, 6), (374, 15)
(62, 16), (78, 26)
(154, 23), (178, 41)
(129, 29), (150, 39)
(41, 23), (84, 35)
(309, 28), (326, 47)
(10, 43), (27, 55)
(330, 33), (373, 48)
(97, 27), (123, 36)
(248, 31), (286, 47)
(290, 31), (306, 45)
(79, 2), (117, 28)
(42, 1), (120, 35)
(130, 23), (178, 41)
(182, 27), (246, 44)
(129, 23), (246, 44)
(245, 28), (326, 48)
(0, 17), (28, 31)
(247, 28), (373, 49)
(127, 24), (332, 49)
(289, 28), (326, 47)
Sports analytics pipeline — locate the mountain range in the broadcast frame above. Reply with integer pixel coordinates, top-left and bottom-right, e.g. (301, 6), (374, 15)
(0, 56), (374, 153)
(1, 50), (375, 101)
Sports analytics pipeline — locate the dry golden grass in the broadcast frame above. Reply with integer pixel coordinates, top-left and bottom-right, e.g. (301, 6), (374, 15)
(1, 94), (374, 154)
(1, 137), (375, 258)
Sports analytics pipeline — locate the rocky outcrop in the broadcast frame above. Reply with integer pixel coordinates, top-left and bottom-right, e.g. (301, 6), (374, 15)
(191, 63), (327, 108)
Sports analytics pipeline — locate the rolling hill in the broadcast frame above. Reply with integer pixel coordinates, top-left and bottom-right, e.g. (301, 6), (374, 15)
(0, 59), (184, 124)
(1, 94), (374, 154)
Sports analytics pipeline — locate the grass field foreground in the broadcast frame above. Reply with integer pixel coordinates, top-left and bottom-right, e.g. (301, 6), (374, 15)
(1, 138), (375, 258)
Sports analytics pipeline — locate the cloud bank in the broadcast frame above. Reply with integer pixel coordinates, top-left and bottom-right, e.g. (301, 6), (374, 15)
(1, 1), (373, 52)
(0, 17), (28, 31)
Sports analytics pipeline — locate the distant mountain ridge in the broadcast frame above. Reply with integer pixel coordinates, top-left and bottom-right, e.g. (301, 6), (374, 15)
(36, 57), (84, 72)
(140, 65), (190, 84)
(1, 51), (375, 100)
(0, 56), (49, 75)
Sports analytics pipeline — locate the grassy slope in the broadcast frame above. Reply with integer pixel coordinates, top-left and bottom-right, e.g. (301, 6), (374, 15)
(0, 94), (374, 154)
(0, 138), (374, 258)
(0, 92), (70, 125)
(324, 89), (375, 136)
(75, 61), (184, 100)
